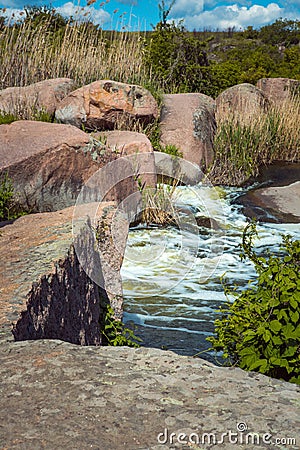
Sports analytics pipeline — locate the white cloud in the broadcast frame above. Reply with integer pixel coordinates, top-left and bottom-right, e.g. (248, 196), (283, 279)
(0, 2), (111, 26)
(171, 0), (204, 17)
(56, 2), (111, 25)
(0, 7), (24, 22)
(170, 2), (284, 30)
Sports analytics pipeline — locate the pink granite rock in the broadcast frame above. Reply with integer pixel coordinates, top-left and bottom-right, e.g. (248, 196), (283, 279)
(160, 93), (216, 169)
(0, 121), (135, 212)
(0, 78), (75, 117)
(55, 80), (159, 130)
(93, 130), (157, 188)
(256, 77), (300, 106)
(216, 83), (269, 123)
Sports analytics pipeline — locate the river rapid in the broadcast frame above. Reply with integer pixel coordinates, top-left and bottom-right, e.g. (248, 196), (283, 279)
(120, 182), (300, 362)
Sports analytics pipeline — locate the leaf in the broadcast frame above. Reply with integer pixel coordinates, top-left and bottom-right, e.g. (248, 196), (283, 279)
(290, 310), (299, 324)
(282, 346), (298, 357)
(269, 320), (282, 333)
(248, 359), (268, 371)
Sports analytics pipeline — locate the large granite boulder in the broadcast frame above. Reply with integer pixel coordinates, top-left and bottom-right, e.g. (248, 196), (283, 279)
(0, 203), (128, 343)
(0, 78), (75, 117)
(55, 80), (159, 130)
(216, 83), (269, 123)
(160, 93), (216, 169)
(0, 121), (156, 213)
(256, 77), (300, 106)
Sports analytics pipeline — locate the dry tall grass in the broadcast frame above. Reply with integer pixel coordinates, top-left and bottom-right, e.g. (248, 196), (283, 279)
(0, 17), (149, 89)
(210, 95), (300, 185)
(139, 181), (179, 226)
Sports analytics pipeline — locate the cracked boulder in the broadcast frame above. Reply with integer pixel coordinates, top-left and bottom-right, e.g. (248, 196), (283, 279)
(0, 203), (128, 343)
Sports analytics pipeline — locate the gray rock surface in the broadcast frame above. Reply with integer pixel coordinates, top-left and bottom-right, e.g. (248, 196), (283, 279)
(0, 333), (299, 450)
(160, 93), (216, 169)
(237, 180), (300, 223)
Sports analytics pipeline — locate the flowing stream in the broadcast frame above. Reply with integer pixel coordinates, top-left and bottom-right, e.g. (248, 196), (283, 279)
(121, 183), (300, 361)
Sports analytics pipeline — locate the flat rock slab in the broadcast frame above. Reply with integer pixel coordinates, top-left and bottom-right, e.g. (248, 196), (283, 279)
(0, 334), (299, 449)
(237, 181), (300, 223)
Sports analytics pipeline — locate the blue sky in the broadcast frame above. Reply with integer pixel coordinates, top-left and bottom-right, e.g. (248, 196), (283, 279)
(1, 0), (300, 31)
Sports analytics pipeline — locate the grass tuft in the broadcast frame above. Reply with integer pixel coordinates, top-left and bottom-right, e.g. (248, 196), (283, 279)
(209, 95), (300, 185)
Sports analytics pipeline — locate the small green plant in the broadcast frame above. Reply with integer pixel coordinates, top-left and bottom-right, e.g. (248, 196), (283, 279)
(162, 144), (183, 158)
(0, 172), (28, 221)
(139, 181), (179, 226)
(207, 222), (300, 384)
(31, 108), (53, 122)
(102, 306), (141, 347)
(0, 172), (15, 220)
(210, 96), (300, 185)
(0, 111), (18, 124)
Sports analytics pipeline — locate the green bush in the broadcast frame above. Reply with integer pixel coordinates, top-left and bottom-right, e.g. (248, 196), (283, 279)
(102, 306), (141, 347)
(207, 222), (300, 384)
(0, 172), (27, 221)
(144, 13), (209, 93)
(0, 112), (18, 125)
(0, 173), (15, 220)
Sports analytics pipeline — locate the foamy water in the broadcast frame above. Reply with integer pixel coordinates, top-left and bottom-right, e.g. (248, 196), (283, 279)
(121, 183), (300, 359)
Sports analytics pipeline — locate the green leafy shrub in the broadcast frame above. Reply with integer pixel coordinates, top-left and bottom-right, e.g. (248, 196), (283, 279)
(0, 173), (15, 220)
(208, 222), (300, 384)
(0, 172), (27, 221)
(144, 2), (209, 94)
(102, 306), (141, 347)
(0, 112), (18, 125)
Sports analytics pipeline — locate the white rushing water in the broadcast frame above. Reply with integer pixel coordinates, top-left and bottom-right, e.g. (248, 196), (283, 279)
(121, 183), (300, 359)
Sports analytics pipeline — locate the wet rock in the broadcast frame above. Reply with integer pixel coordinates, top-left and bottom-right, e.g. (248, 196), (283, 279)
(55, 80), (159, 130)
(237, 181), (300, 223)
(256, 77), (300, 106)
(0, 78), (75, 117)
(160, 93), (216, 169)
(195, 215), (220, 229)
